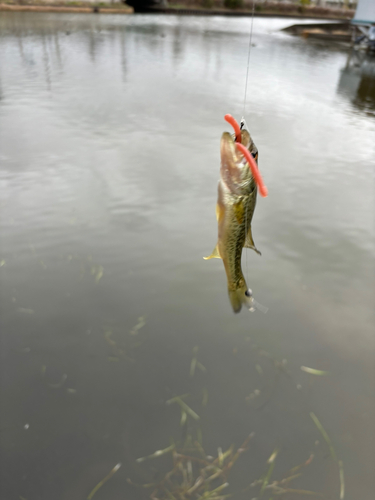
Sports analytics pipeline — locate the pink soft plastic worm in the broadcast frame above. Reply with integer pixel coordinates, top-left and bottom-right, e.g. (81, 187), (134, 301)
(224, 115), (268, 198)
(224, 114), (242, 143)
(235, 143), (268, 198)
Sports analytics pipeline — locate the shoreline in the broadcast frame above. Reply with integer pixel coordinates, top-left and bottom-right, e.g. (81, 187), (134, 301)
(146, 4), (354, 22)
(0, 3), (134, 14)
(0, 2), (354, 21)
(147, 7), (352, 21)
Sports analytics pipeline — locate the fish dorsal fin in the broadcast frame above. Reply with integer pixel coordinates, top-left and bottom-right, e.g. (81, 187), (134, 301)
(203, 244), (221, 260)
(244, 226), (261, 255)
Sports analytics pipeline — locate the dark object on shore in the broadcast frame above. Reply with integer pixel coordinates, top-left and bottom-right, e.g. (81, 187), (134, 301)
(126, 0), (165, 10)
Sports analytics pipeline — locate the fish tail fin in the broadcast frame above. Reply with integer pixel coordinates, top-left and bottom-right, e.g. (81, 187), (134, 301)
(204, 244), (221, 260)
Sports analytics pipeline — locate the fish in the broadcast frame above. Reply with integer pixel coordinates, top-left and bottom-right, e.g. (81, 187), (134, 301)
(204, 127), (261, 313)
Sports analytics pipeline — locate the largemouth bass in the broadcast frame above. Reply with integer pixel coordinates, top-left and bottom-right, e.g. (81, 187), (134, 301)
(205, 128), (261, 313)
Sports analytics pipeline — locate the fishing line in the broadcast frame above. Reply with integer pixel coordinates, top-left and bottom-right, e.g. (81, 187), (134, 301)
(242, 3), (256, 310)
(243, 27), (269, 315)
(242, 1), (256, 119)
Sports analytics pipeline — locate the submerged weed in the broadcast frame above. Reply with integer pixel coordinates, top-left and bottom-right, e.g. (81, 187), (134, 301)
(129, 433), (253, 500)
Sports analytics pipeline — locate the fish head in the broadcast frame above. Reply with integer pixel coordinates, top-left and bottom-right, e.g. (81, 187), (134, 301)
(228, 283), (254, 313)
(220, 130), (258, 195)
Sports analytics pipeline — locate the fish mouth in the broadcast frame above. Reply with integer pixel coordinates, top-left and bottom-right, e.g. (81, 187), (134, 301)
(220, 132), (239, 165)
(220, 131), (253, 193)
(228, 284), (254, 313)
(220, 128), (255, 165)
(220, 132), (242, 189)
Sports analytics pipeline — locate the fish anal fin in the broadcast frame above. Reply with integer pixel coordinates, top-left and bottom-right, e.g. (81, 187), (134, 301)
(204, 244), (221, 260)
(244, 226), (261, 255)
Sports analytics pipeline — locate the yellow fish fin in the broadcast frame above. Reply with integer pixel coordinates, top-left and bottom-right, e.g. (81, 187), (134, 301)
(203, 244), (221, 260)
(215, 203), (225, 223)
(244, 226), (261, 255)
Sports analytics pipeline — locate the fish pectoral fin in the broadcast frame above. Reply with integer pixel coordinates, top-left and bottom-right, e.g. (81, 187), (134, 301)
(244, 226), (261, 255)
(215, 203), (225, 223)
(203, 244), (221, 260)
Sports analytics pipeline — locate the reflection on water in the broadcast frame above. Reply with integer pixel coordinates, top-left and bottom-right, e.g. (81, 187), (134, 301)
(0, 12), (374, 500)
(337, 50), (375, 116)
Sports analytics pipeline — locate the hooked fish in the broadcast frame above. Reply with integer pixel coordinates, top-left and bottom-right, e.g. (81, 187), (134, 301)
(204, 124), (262, 313)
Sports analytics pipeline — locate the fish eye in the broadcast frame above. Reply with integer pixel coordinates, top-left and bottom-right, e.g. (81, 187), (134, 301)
(245, 289), (252, 297)
(251, 152), (258, 160)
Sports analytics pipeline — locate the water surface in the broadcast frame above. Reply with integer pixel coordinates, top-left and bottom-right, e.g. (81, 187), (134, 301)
(0, 12), (374, 500)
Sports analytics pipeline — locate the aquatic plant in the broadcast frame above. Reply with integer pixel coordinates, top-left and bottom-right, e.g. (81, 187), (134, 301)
(128, 432), (254, 500)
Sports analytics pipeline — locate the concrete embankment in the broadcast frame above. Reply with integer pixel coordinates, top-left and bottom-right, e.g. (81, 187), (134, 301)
(0, 3), (133, 14)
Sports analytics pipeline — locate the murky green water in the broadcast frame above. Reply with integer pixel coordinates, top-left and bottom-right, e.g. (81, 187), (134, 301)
(0, 12), (374, 500)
